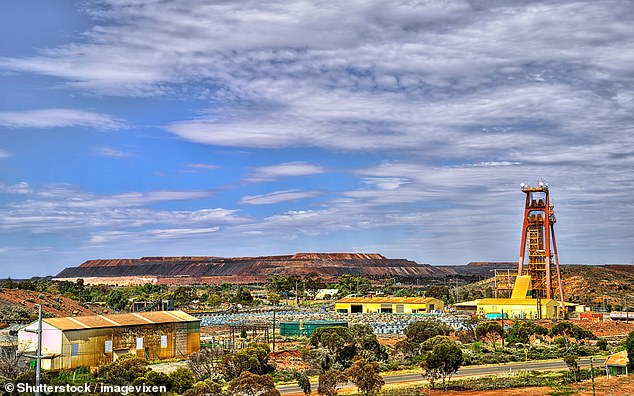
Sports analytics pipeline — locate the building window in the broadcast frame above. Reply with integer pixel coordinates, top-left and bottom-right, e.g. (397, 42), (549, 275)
(136, 337), (144, 349)
(105, 340), (113, 353)
(70, 343), (79, 357)
(160, 335), (168, 348)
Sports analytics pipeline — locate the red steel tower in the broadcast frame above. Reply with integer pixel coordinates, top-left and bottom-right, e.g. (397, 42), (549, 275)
(518, 181), (565, 309)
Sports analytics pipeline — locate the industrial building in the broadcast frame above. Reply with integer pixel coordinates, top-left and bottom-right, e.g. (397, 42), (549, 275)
(334, 297), (443, 314)
(455, 276), (561, 319)
(18, 311), (200, 371)
(279, 320), (348, 336)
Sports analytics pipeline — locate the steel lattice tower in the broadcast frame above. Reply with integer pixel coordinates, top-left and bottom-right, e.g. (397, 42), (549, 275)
(518, 181), (565, 310)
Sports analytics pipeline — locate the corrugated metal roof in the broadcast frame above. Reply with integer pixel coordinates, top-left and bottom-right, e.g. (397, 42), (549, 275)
(605, 350), (628, 366)
(44, 310), (199, 331)
(336, 297), (439, 304)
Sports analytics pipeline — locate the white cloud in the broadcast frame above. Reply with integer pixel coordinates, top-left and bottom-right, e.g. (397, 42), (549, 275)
(0, 182), (32, 195)
(362, 178), (410, 191)
(0, 109), (123, 130)
(1, 1), (634, 269)
(240, 190), (321, 205)
(0, 185), (237, 233)
(89, 227), (219, 244)
(245, 162), (325, 182)
(186, 163), (218, 170)
(0, 149), (11, 158)
(95, 147), (134, 158)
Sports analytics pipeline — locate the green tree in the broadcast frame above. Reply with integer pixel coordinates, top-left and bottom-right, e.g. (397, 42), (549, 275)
(425, 285), (453, 303)
(563, 353), (579, 382)
(170, 286), (196, 307)
(228, 372), (280, 396)
(265, 275), (295, 295)
(476, 321), (504, 351)
(183, 380), (226, 396)
(349, 324), (388, 362)
(232, 287), (254, 305)
(223, 343), (276, 380)
(317, 369), (344, 396)
(404, 319), (452, 344)
(105, 289), (128, 311)
(421, 335), (453, 352)
(404, 320), (452, 344)
(168, 367), (195, 394)
(344, 358), (385, 396)
(137, 282), (163, 296)
(335, 274), (370, 296)
(625, 330), (634, 371)
(396, 320), (453, 358)
(95, 354), (149, 385)
(550, 322), (596, 352)
(295, 370), (311, 396)
(505, 321), (548, 346)
(132, 370), (171, 395)
(310, 326), (351, 355)
(422, 340), (463, 391)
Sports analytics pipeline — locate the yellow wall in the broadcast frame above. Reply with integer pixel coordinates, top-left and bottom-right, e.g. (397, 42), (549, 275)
(334, 299), (443, 314)
(476, 300), (559, 319)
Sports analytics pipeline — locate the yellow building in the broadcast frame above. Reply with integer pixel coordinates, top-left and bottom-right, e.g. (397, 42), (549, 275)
(334, 297), (443, 314)
(454, 275), (561, 319)
(455, 297), (560, 319)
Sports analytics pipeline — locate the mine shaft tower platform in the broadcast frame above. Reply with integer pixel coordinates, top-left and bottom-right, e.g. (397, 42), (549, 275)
(518, 181), (565, 306)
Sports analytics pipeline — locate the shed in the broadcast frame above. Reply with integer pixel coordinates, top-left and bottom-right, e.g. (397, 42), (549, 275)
(18, 311), (199, 371)
(605, 350), (629, 377)
(279, 320), (348, 337)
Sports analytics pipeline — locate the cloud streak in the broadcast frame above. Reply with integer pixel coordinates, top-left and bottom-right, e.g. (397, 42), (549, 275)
(1, 1), (633, 275)
(245, 162), (325, 182)
(240, 190), (321, 205)
(0, 109), (123, 130)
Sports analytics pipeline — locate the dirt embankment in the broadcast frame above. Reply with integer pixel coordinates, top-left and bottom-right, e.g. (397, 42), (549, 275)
(0, 289), (102, 320)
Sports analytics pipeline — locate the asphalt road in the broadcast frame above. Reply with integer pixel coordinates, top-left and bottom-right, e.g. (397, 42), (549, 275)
(277, 357), (606, 395)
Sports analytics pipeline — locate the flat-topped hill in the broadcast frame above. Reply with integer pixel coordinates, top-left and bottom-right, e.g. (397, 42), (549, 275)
(54, 253), (457, 285)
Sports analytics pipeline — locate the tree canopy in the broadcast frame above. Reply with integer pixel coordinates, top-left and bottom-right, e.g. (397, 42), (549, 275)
(223, 343), (276, 380)
(505, 321), (548, 346)
(549, 321), (595, 352)
(422, 339), (464, 391)
(228, 372), (280, 396)
(345, 357), (385, 396)
(404, 320), (452, 344)
(476, 321), (504, 350)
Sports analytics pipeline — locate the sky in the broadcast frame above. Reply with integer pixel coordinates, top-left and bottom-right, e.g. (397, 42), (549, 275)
(1, 0), (633, 278)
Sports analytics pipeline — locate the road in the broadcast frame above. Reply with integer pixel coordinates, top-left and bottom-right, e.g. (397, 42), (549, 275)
(277, 357), (606, 395)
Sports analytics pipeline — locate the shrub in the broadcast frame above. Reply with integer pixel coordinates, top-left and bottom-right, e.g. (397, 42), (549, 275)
(168, 367), (195, 394)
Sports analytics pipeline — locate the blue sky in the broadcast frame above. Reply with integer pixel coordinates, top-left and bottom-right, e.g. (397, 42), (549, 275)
(1, 0), (633, 278)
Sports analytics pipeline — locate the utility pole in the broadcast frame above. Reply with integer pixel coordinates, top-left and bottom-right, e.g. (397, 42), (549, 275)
(590, 357), (596, 396)
(272, 309), (276, 352)
(36, 304), (42, 396)
(25, 305), (43, 396)
(501, 309), (505, 348)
